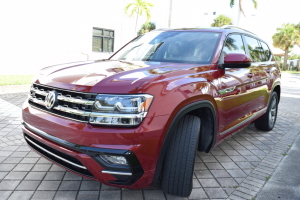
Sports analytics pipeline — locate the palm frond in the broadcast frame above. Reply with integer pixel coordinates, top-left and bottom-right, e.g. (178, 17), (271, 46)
(252, 0), (258, 9)
(230, 0), (235, 8)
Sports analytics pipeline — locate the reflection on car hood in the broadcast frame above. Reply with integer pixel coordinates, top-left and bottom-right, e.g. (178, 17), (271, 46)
(35, 60), (210, 93)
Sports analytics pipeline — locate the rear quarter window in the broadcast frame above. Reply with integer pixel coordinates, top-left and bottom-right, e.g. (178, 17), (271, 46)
(260, 41), (272, 61)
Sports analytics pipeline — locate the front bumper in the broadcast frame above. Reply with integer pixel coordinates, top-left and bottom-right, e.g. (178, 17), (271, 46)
(23, 122), (144, 186)
(22, 100), (169, 189)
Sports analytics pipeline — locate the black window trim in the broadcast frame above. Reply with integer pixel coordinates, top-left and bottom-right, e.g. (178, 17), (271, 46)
(242, 34), (272, 63)
(259, 40), (272, 62)
(92, 27), (114, 53)
(218, 32), (246, 64)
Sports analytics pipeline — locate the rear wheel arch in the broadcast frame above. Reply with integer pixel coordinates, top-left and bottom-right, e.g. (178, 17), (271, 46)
(152, 100), (217, 183)
(273, 84), (281, 102)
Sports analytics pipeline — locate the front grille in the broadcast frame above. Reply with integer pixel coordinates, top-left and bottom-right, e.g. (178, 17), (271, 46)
(28, 83), (97, 122)
(24, 133), (95, 178)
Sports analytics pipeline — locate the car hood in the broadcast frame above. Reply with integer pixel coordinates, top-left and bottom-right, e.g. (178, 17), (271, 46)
(35, 60), (211, 93)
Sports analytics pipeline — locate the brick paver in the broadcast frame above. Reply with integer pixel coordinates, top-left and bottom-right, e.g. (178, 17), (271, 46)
(0, 74), (300, 199)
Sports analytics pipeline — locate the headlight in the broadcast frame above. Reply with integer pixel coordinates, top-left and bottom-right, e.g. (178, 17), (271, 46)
(89, 94), (153, 126)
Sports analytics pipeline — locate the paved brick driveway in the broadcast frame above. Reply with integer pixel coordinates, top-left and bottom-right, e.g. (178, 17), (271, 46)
(0, 74), (299, 200)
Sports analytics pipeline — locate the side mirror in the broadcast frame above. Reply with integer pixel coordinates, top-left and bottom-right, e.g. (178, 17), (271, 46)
(219, 53), (252, 69)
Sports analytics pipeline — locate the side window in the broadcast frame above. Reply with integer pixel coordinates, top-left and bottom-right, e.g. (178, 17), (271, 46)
(244, 36), (266, 62)
(223, 34), (246, 55)
(260, 41), (271, 61)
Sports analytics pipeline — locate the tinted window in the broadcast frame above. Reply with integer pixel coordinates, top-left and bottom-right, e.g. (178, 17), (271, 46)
(223, 34), (245, 55)
(244, 36), (266, 62)
(260, 41), (271, 61)
(110, 31), (221, 64)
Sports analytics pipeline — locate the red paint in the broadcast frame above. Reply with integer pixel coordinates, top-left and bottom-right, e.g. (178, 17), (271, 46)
(224, 53), (252, 64)
(22, 28), (281, 189)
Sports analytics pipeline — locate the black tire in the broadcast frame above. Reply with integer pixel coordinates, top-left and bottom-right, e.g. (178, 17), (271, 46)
(254, 91), (278, 131)
(162, 115), (201, 197)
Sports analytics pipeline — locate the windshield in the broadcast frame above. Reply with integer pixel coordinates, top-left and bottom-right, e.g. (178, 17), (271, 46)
(110, 31), (221, 64)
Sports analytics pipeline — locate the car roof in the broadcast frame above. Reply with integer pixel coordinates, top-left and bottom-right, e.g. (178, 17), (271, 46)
(154, 25), (258, 38)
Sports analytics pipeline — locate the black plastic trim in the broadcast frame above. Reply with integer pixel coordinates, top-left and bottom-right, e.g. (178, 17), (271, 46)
(218, 62), (251, 69)
(152, 100), (217, 183)
(22, 122), (144, 185)
(24, 133), (94, 178)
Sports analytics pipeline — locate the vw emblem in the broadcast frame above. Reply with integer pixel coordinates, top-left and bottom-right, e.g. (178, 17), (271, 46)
(45, 91), (58, 110)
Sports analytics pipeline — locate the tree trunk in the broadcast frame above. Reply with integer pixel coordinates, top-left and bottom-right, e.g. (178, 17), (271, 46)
(283, 48), (289, 71)
(134, 7), (139, 35)
(298, 55), (300, 71)
(236, 0), (242, 26)
(168, 0), (173, 28)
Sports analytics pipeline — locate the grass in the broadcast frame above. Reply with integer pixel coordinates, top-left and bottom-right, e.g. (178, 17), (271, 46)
(266, 176), (271, 181)
(282, 153), (288, 156)
(0, 75), (34, 86)
(282, 71), (300, 74)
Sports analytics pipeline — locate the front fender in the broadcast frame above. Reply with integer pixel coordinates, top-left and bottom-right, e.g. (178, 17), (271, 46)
(152, 100), (217, 183)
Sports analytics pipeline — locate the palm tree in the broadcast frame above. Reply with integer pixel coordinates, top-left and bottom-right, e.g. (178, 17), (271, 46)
(295, 23), (300, 71)
(230, 0), (257, 26)
(211, 15), (232, 27)
(139, 22), (156, 34)
(125, 0), (154, 34)
(272, 24), (300, 71)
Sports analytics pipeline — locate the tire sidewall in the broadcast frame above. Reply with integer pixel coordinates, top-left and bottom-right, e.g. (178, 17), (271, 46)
(267, 92), (278, 129)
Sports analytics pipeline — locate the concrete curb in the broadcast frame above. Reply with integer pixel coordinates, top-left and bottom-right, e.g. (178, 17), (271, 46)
(0, 84), (31, 94)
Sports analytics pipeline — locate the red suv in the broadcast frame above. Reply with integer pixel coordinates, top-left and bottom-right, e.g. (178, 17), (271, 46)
(22, 26), (280, 197)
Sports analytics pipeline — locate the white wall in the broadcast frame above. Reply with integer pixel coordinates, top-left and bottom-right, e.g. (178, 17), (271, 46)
(2, 0), (299, 75)
(0, 0), (138, 75)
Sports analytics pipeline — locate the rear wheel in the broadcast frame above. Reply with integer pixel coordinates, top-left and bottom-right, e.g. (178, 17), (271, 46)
(255, 91), (278, 131)
(161, 115), (201, 197)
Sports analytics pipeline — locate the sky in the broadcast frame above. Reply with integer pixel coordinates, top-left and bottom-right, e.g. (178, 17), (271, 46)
(0, 0), (300, 75)
(150, 0), (300, 54)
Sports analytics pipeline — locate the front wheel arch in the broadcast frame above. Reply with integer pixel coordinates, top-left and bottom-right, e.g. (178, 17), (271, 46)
(152, 100), (217, 183)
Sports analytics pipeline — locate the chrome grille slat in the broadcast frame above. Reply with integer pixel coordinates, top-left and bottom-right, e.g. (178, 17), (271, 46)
(29, 96), (46, 106)
(32, 87), (48, 96)
(57, 95), (95, 105)
(28, 83), (96, 122)
(31, 87), (95, 105)
(54, 105), (91, 116)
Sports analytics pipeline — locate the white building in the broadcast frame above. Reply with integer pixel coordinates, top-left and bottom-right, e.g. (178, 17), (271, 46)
(1, 0), (298, 75)
(0, 0), (140, 75)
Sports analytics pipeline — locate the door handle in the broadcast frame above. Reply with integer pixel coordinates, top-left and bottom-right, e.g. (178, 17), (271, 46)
(248, 73), (254, 78)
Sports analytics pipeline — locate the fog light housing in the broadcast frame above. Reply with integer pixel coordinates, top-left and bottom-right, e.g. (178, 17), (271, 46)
(100, 154), (128, 165)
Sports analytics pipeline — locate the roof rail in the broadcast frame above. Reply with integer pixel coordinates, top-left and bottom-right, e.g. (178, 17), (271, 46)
(221, 25), (257, 35)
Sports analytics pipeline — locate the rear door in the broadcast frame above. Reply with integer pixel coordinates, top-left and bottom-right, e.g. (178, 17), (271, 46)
(259, 40), (276, 92)
(243, 35), (269, 112)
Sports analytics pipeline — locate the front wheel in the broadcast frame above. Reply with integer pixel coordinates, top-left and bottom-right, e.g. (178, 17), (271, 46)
(161, 115), (201, 197)
(255, 91), (278, 131)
